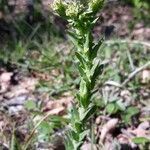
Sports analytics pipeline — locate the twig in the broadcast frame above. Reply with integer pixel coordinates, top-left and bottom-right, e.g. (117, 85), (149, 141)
(105, 40), (150, 48)
(104, 61), (150, 88)
(104, 81), (122, 88)
(122, 61), (150, 86)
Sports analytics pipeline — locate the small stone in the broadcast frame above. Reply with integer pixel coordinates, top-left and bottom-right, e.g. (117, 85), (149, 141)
(0, 72), (13, 83)
(6, 95), (28, 106)
(9, 106), (18, 115)
(4, 88), (28, 99)
(141, 69), (150, 84)
(8, 105), (25, 115)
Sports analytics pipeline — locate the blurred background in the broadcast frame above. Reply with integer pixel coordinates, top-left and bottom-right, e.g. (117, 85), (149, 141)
(0, 0), (149, 69)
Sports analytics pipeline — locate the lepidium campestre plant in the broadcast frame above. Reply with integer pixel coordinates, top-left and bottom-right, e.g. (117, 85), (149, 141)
(53, 0), (105, 149)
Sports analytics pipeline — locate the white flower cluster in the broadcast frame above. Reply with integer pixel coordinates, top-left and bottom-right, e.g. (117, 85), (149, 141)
(53, 0), (104, 18)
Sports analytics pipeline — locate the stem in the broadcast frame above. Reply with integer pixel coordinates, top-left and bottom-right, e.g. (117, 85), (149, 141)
(53, 1), (106, 149)
(23, 112), (53, 150)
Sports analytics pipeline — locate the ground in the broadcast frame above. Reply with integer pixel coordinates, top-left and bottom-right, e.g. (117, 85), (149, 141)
(0, 1), (150, 150)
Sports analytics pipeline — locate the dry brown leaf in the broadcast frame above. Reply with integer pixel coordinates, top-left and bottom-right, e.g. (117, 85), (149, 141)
(138, 121), (150, 130)
(81, 142), (97, 150)
(45, 107), (65, 116)
(100, 118), (119, 142)
(132, 28), (150, 40)
(0, 83), (9, 93)
(4, 88), (28, 99)
(134, 129), (149, 137)
(19, 77), (38, 91)
(42, 96), (73, 116)
(0, 72), (13, 93)
(117, 134), (130, 145)
(127, 122), (150, 138)
(0, 72), (13, 83)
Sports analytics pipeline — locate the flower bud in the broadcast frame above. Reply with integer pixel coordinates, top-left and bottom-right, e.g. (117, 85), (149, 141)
(66, 2), (82, 19)
(53, 0), (67, 18)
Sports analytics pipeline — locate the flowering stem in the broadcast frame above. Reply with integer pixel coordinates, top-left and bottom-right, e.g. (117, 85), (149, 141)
(53, 0), (105, 149)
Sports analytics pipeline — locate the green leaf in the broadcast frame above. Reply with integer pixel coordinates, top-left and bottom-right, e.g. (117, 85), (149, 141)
(38, 121), (52, 134)
(106, 103), (119, 115)
(91, 61), (104, 88)
(73, 141), (83, 150)
(92, 62), (104, 79)
(78, 65), (85, 75)
(80, 105), (97, 123)
(80, 79), (87, 97)
(25, 100), (37, 110)
(122, 114), (131, 124)
(70, 130), (79, 141)
(126, 107), (140, 116)
(64, 132), (74, 150)
(90, 37), (104, 60)
(90, 59), (100, 77)
(75, 52), (87, 68)
(76, 93), (81, 103)
(80, 96), (88, 108)
(79, 79), (90, 108)
(78, 65), (86, 78)
(122, 107), (140, 124)
(75, 121), (82, 132)
(64, 133), (82, 150)
(84, 32), (90, 53)
(132, 137), (150, 145)
(79, 129), (90, 141)
(84, 32), (93, 54)
(68, 31), (82, 50)
(91, 17), (99, 27)
(51, 115), (69, 124)
(78, 65), (91, 86)
(70, 104), (80, 123)
(116, 100), (126, 111)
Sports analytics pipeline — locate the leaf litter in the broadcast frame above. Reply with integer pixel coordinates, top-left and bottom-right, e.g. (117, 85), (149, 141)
(0, 1), (150, 150)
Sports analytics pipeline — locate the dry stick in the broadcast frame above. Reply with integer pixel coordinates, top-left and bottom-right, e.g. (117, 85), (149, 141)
(105, 61), (150, 88)
(105, 40), (150, 48)
(23, 111), (53, 150)
(122, 61), (150, 86)
(104, 40), (150, 87)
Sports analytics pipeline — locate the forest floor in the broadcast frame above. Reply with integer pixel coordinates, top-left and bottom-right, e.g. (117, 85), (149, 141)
(0, 2), (150, 150)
